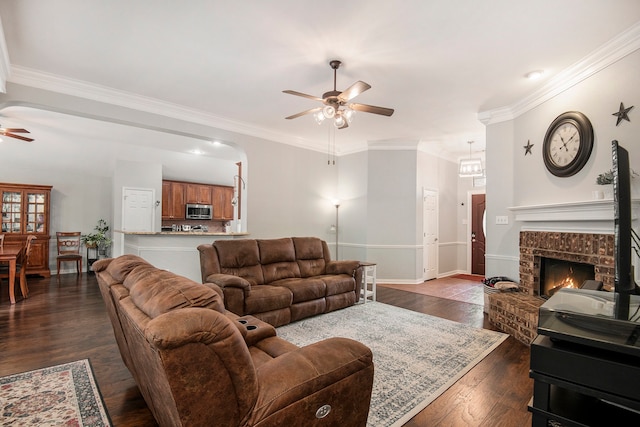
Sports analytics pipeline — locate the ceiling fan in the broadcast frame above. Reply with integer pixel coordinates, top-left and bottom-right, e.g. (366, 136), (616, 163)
(283, 60), (394, 129)
(0, 125), (33, 142)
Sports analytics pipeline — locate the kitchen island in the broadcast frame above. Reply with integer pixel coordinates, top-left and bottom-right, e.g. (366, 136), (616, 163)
(117, 230), (249, 282)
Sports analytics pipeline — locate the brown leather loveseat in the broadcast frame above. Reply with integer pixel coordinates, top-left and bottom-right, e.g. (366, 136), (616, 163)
(198, 237), (363, 327)
(94, 254), (374, 427)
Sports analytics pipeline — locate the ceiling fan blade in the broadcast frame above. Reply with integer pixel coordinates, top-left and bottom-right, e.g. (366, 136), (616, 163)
(1, 128), (30, 133)
(283, 90), (324, 102)
(3, 132), (34, 142)
(338, 81), (371, 103)
(350, 103), (395, 117)
(285, 106), (323, 120)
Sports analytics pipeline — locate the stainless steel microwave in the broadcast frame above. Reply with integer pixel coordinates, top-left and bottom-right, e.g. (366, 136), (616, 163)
(185, 203), (213, 220)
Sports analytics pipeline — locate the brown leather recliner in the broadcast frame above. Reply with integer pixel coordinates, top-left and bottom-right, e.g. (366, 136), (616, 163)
(94, 255), (374, 427)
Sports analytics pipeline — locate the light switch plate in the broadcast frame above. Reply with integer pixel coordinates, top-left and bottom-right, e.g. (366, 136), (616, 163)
(495, 215), (509, 225)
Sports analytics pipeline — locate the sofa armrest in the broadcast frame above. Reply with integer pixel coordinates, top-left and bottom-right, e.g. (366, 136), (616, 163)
(205, 273), (251, 291)
(251, 337), (373, 422)
(326, 260), (360, 276)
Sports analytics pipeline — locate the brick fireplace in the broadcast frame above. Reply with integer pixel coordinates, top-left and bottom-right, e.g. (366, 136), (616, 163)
(519, 231), (615, 295)
(489, 230), (615, 344)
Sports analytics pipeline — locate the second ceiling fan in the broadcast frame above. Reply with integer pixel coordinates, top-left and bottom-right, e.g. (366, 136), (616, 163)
(0, 125), (33, 142)
(283, 60), (394, 129)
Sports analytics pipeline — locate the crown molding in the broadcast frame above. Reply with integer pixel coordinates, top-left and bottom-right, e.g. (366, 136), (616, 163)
(478, 21), (640, 125)
(6, 65), (331, 153)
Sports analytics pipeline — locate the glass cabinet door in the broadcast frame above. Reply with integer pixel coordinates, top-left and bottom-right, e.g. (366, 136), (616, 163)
(1, 191), (22, 233)
(26, 192), (47, 234)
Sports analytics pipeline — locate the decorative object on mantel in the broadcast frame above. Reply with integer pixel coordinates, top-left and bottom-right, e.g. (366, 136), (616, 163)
(612, 102), (633, 126)
(524, 140), (534, 155)
(596, 168), (638, 185)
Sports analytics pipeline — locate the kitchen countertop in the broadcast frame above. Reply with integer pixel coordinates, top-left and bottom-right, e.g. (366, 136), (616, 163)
(115, 230), (249, 236)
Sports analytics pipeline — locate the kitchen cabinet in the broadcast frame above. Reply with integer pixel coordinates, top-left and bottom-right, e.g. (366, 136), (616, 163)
(212, 186), (234, 220)
(1, 182), (52, 277)
(162, 180), (234, 221)
(186, 184), (212, 204)
(161, 181), (186, 220)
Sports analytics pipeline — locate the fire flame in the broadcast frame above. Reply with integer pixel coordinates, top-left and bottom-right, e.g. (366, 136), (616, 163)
(547, 271), (580, 297)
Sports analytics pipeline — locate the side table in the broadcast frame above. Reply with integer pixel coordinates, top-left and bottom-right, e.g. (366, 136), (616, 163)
(359, 262), (377, 303)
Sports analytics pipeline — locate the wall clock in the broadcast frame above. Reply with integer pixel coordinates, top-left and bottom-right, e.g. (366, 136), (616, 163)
(542, 111), (594, 177)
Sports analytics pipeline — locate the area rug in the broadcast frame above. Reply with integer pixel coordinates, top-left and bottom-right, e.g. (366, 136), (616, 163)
(277, 302), (507, 427)
(0, 359), (111, 426)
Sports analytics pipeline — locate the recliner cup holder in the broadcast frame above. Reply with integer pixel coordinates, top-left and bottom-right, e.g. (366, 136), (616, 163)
(246, 325), (257, 330)
(238, 319), (248, 324)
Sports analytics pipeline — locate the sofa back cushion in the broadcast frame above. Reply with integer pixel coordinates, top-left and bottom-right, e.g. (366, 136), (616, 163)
(124, 265), (225, 319)
(214, 239), (265, 285)
(258, 238), (301, 283)
(96, 254), (152, 284)
(293, 237), (329, 277)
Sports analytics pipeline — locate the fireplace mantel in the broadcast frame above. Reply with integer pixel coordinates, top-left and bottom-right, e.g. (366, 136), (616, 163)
(509, 199), (640, 222)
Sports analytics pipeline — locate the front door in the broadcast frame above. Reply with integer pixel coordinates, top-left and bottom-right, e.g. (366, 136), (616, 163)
(471, 193), (486, 275)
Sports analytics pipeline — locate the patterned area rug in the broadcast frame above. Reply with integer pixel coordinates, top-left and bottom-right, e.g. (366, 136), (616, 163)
(277, 302), (507, 427)
(0, 359), (111, 426)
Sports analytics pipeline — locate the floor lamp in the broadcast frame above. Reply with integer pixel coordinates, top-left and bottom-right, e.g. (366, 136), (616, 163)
(333, 200), (340, 260)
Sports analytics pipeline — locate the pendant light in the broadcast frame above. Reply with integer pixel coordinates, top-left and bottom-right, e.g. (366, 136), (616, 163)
(459, 141), (483, 177)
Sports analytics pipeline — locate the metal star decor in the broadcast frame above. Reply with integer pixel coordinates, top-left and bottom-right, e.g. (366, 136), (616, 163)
(612, 102), (633, 126)
(524, 140), (534, 155)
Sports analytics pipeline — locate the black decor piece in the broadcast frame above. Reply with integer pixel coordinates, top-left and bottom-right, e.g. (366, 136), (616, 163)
(524, 140), (533, 155)
(613, 102), (633, 126)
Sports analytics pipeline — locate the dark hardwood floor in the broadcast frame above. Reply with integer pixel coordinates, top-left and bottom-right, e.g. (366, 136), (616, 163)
(0, 274), (532, 426)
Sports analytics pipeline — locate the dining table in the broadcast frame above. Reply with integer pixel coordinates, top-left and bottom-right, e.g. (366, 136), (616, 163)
(0, 245), (22, 304)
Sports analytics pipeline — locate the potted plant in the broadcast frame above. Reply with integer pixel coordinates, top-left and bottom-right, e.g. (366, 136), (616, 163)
(82, 219), (112, 258)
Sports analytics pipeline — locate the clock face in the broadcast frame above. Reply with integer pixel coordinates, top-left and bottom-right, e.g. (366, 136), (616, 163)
(548, 122), (580, 167)
(542, 111), (594, 177)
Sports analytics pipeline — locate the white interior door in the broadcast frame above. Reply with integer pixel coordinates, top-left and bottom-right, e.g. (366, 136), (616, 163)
(423, 189), (438, 280)
(122, 187), (155, 232)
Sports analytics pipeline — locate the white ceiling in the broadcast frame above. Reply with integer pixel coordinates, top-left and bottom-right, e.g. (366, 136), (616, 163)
(1, 0), (640, 161)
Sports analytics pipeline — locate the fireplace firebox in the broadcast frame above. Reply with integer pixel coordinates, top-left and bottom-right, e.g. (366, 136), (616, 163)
(539, 257), (595, 298)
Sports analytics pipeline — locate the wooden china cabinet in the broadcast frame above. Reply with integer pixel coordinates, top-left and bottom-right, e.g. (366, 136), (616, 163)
(1, 182), (52, 277)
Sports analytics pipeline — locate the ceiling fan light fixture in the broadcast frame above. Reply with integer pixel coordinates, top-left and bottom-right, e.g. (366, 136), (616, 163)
(343, 107), (355, 123)
(334, 114), (346, 128)
(323, 105), (336, 119)
(314, 111), (325, 124)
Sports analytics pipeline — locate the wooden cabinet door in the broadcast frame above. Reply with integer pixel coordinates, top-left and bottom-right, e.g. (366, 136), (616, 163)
(212, 186), (234, 220)
(161, 181), (186, 219)
(170, 182), (186, 219)
(161, 181), (171, 219)
(186, 184), (212, 204)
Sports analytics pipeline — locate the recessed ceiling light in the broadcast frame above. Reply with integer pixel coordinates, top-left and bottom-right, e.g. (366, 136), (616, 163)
(211, 140), (222, 146)
(525, 70), (544, 80)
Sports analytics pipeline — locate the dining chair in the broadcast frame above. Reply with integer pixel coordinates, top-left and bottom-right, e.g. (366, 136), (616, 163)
(56, 232), (83, 276)
(0, 235), (36, 300)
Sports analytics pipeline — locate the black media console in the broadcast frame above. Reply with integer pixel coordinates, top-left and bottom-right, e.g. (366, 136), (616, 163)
(529, 289), (640, 426)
